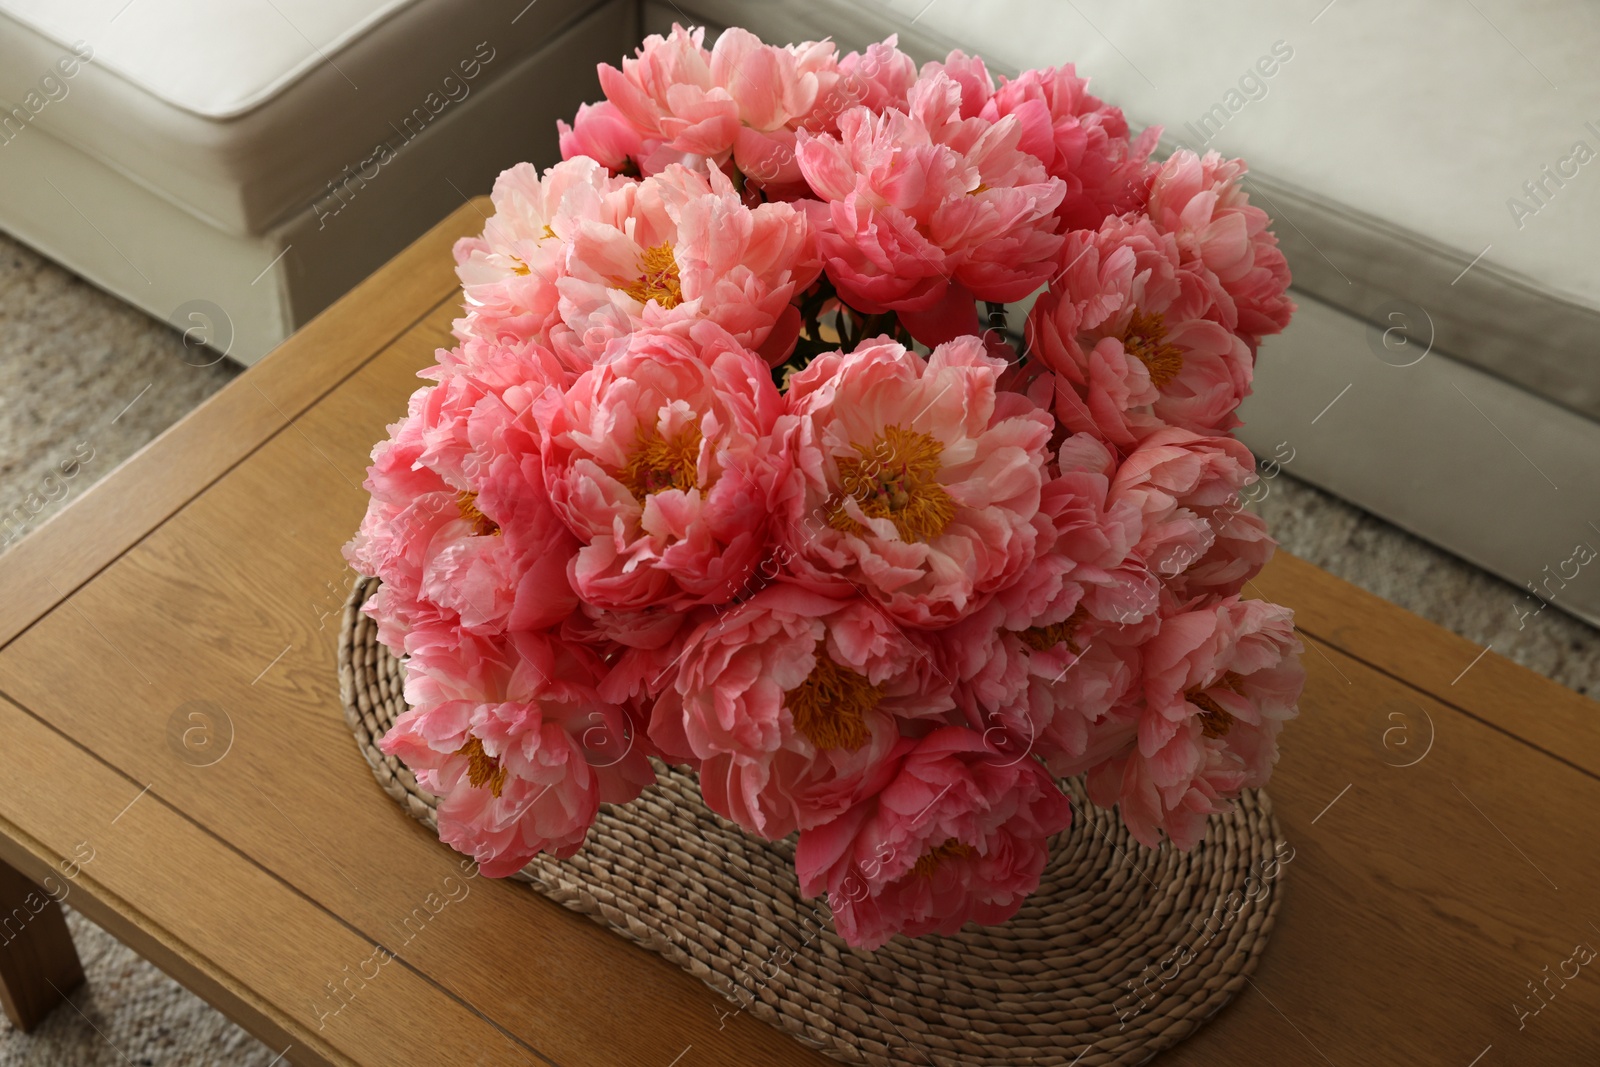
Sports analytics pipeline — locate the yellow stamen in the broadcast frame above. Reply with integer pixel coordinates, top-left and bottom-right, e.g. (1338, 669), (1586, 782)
(456, 491), (500, 536)
(456, 736), (507, 797)
(620, 242), (684, 309)
(619, 423), (702, 499)
(1123, 310), (1185, 388)
(829, 425), (956, 543)
(1016, 604), (1090, 653)
(913, 838), (974, 878)
(788, 651), (880, 751)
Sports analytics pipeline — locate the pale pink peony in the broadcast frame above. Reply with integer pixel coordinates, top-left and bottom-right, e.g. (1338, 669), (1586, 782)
(780, 335), (1053, 627)
(553, 162), (819, 366)
(381, 629), (657, 876)
(981, 64), (1159, 231)
(538, 322), (790, 612)
(1110, 426), (1276, 603)
(453, 158), (818, 366)
(1085, 596), (1303, 850)
(795, 72), (1066, 332)
(1146, 150), (1294, 348)
(795, 726), (1072, 948)
(659, 585), (951, 838)
(452, 158), (627, 350)
(1025, 213), (1254, 448)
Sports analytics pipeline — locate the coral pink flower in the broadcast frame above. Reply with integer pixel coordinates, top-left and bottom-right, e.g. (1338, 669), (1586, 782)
(795, 726), (1072, 948)
(981, 64), (1159, 231)
(829, 37), (918, 119)
(1085, 596), (1303, 850)
(1146, 150), (1294, 347)
(452, 158), (627, 350)
(1026, 213), (1254, 448)
(780, 335), (1053, 627)
(595, 25), (844, 183)
(538, 323), (789, 611)
(554, 162), (819, 365)
(453, 158), (818, 366)
(345, 341), (580, 654)
(558, 100), (648, 175)
(997, 434), (1159, 632)
(795, 72), (1065, 332)
(1110, 427), (1275, 602)
(658, 585), (951, 838)
(381, 630), (657, 876)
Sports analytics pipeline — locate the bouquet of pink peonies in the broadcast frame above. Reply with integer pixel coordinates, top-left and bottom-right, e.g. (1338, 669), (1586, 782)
(345, 25), (1305, 950)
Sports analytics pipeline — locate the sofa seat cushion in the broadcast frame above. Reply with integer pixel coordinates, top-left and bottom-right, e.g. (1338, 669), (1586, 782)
(0, 0), (596, 235)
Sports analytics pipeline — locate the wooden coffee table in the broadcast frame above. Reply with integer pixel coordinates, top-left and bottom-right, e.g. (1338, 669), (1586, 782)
(0, 201), (1595, 1066)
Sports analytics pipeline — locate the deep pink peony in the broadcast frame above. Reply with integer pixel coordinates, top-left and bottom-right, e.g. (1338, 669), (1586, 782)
(345, 340), (579, 655)
(659, 585), (952, 838)
(1146, 150), (1294, 348)
(558, 100), (648, 176)
(981, 64), (1159, 231)
(1085, 596), (1303, 850)
(593, 25), (843, 181)
(538, 322), (791, 612)
(1110, 426), (1276, 603)
(795, 71), (1066, 334)
(780, 335), (1053, 627)
(381, 629), (657, 876)
(796, 726), (1072, 949)
(1026, 213), (1254, 448)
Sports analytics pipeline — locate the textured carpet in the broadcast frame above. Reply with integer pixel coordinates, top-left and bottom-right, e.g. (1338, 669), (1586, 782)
(0, 221), (1595, 1062)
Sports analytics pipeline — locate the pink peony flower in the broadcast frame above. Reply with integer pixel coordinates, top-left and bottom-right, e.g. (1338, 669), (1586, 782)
(594, 25), (845, 183)
(558, 100), (648, 175)
(1146, 150), (1294, 348)
(795, 726), (1072, 948)
(381, 629), (657, 876)
(1085, 596), (1303, 850)
(795, 71), (1066, 330)
(1025, 213), (1254, 448)
(553, 162), (819, 365)
(452, 158), (627, 350)
(344, 340), (580, 654)
(981, 64), (1159, 231)
(659, 585), (951, 838)
(997, 433), (1159, 632)
(780, 335), (1053, 627)
(1110, 426), (1276, 603)
(453, 158), (818, 366)
(829, 37), (919, 120)
(538, 322), (790, 611)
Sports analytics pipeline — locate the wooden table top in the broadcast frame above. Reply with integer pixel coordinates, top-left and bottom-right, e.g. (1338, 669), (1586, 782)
(0, 200), (1595, 1067)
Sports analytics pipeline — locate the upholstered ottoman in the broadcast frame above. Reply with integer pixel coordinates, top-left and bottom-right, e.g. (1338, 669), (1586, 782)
(0, 0), (635, 363)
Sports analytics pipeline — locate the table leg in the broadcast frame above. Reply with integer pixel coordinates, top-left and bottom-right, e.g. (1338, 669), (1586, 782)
(0, 856), (86, 1032)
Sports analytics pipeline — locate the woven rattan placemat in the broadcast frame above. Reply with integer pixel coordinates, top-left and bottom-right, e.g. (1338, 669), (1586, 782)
(339, 576), (1285, 1066)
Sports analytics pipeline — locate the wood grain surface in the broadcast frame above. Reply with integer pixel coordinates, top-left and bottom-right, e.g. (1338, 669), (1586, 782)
(0, 199), (1593, 1066)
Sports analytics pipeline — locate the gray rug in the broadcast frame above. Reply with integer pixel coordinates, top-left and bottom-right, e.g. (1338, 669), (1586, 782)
(0, 226), (1594, 1062)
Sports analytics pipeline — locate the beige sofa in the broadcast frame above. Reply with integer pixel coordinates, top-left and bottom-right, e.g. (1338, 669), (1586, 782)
(0, 0), (636, 363)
